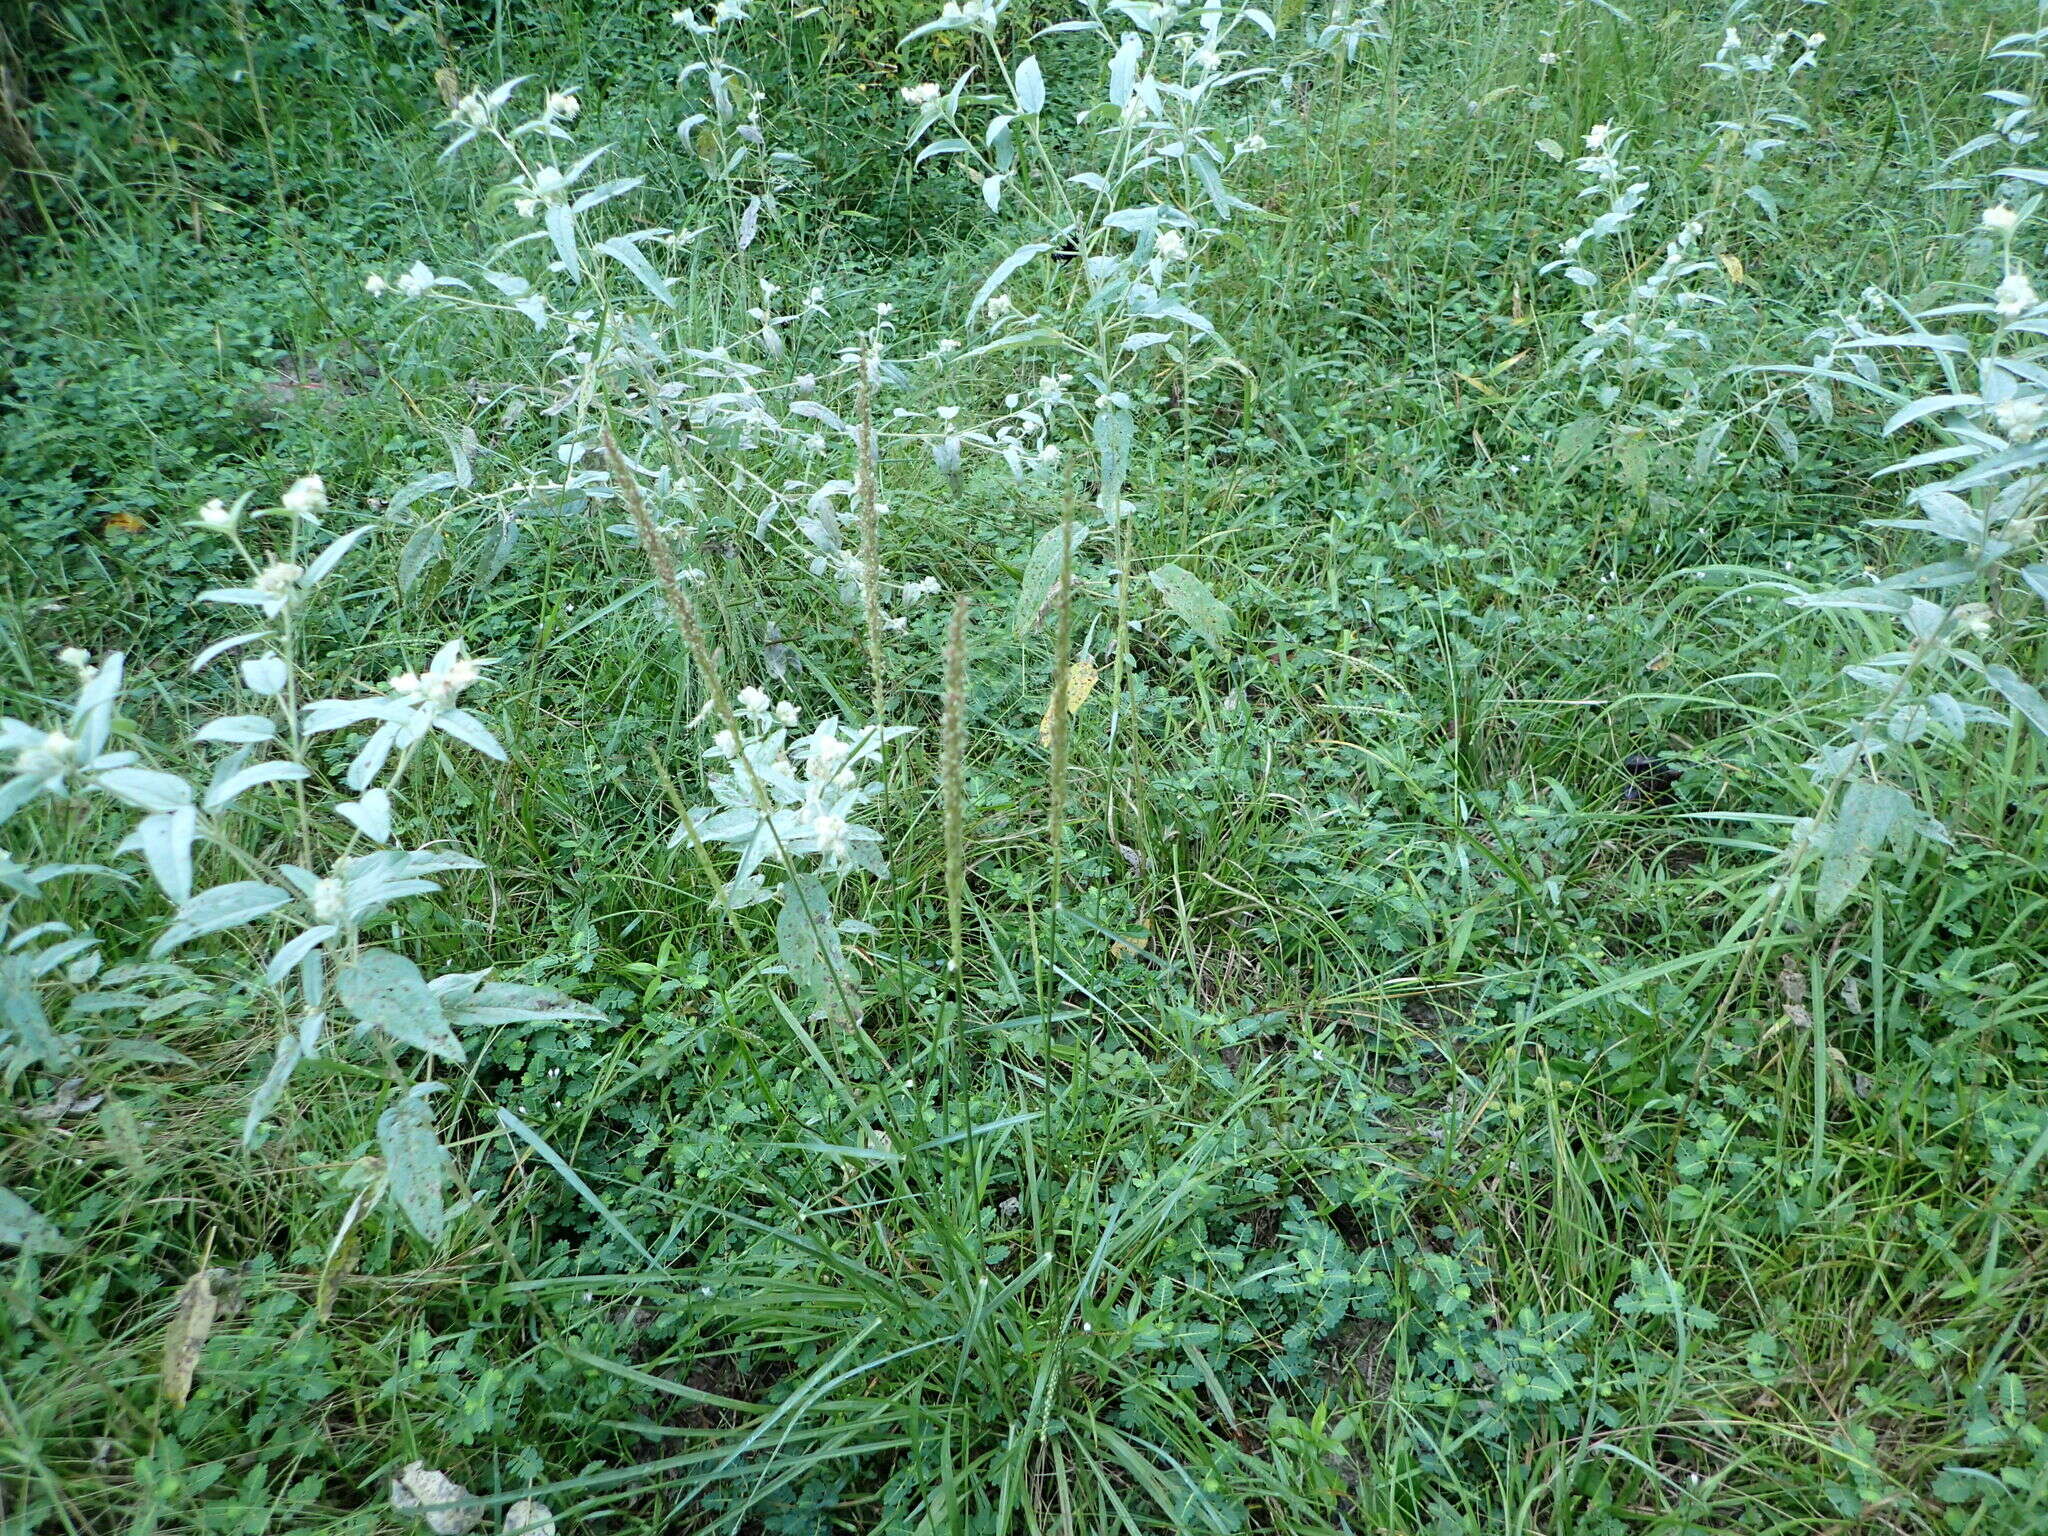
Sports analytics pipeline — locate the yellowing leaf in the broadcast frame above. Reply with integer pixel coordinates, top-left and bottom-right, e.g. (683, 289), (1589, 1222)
(103, 512), (147, 537)
(1718, 252), (1748, 286)
(1037, 657), (1099, 748)
(161, 1267), (220, 1408)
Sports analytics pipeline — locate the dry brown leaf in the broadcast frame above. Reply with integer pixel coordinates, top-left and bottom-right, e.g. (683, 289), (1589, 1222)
(161, 1268), (219, 1408)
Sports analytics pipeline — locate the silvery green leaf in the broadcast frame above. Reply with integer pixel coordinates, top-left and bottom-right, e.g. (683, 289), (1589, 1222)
(1013, 521), (1089, 639)
(190, 631), (268, 673)
(1109, 33), (1143, 106)
(241, 654), (290, 696)
(200, 587), (274, 608)
(983, 172), (1004, 213)
(303, 525), (372, 588)
(0, 1187), (69, 1254)
(1, 954), (71, 1070)
(66, 652), (119, 753)
(397, 523), (445, 595)
(434, 975), (605, 1027)
(194, 715), (277, 745)
(971, 242), (1051, 320)
(100, 1037), (194, 1066)
(1014, 55), (1045, 115)
(1985, 665), (2048, 740)
(303, 697), (405, 734)
(737, 195), (761, 252)
(544, 202), (580, 280)
(571, 175), (643, 213)
(203, 760), (310, 812)
(265, 926), (336, 987)
(337, 948), (463, 1062)
(337, 788), (393, 844)
(379, 1085), (452, 1244)
(777, 874), (857, 1024)
(596, 234), (674, 306)
(119, 807), (198, 903)
(1815, 780), (1910, 921)
(1148, 563), (1235, 650)
(242, 1033), (301, 1146)
(387, 471), (460, 523)
(150, 882), (291, 958)
(2021, 563), (2048, 605)
(915, 137), (972, 165)
(430, 709), (507, 761)
(95, 767), (193, 813)
(346, 720), (407, 791)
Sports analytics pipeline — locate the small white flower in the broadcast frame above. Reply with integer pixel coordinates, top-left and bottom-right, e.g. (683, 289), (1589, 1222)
(57, 647), (90, 672)
(198, 498), (237, 529)
(1951, 602), (1995, 639)
(364, 273), (390, 296)
(1236, 132), (1268, 155)
(1538, 50), (1560, 65)
(811, 812), (850, 860)
(545, 91), (580, 120)
(774, 700), (801, 726)
(1995, 271), (2039, 318)
(311, 877), (348, 926)
(1155, 228), (1188, 262)
(15, 729), (79, 782)
(900, 82), (941, 107)
(453, 93), (491, 129)
(986, 292), (1015, 319)
(1585, 122), (1612, 151)
(254, 561), (305, 599)
(1984, 204), (2022, 235)
(1995, 396), (2045, 442)
(281, 475), (328, 515)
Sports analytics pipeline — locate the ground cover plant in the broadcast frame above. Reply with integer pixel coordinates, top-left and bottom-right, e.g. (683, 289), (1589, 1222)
(3, 0), (2048, 1531)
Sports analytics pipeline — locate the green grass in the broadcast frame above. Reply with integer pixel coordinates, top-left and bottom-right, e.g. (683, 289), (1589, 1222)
(4, 0), (2048, 1532)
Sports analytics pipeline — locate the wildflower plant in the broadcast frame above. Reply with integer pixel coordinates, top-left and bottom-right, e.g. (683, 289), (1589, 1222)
(1744, 178), (2048, 920)
(899, 0), (1290, 661)
(1, 477), (601, 1254)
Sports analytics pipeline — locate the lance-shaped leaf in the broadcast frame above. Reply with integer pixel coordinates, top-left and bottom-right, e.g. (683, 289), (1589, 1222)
(1148, 563), (1235, 650)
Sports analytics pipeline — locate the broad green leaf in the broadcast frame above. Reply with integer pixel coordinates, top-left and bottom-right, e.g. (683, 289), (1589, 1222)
(337, 949), (464, 1062)
(1148, 563), (1235, 650)
(378, 1086), (452, 1244)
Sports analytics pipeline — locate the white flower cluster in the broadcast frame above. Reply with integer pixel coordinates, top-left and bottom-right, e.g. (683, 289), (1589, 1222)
(672, 695), (913, 909)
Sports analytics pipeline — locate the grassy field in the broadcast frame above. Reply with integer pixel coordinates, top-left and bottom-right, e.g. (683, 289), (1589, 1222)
(3, 0), (2047, 1531)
